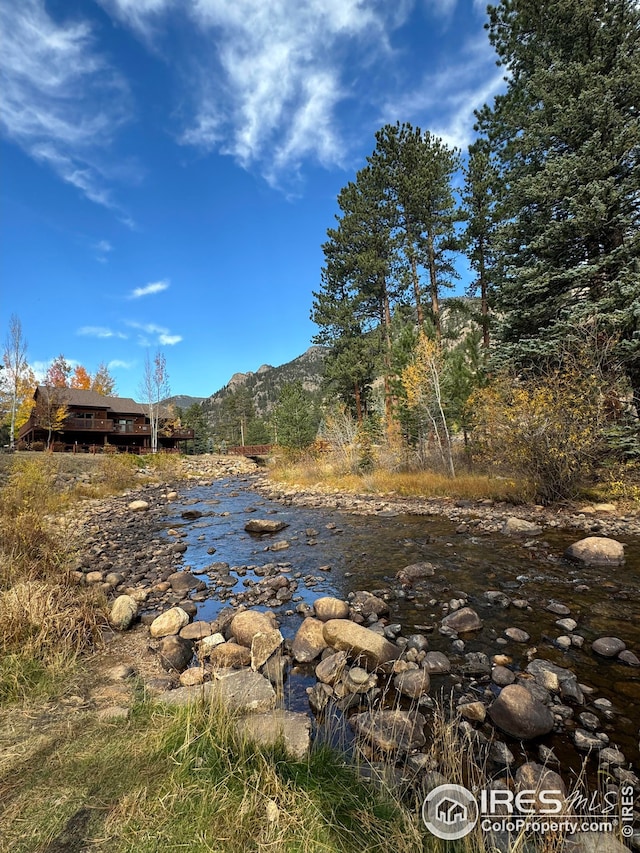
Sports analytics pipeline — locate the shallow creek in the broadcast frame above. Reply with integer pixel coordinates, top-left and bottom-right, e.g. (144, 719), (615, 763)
(156, 476), (640, 780)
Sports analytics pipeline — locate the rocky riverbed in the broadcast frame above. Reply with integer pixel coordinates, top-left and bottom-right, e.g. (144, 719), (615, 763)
(57, 455), (640, 849)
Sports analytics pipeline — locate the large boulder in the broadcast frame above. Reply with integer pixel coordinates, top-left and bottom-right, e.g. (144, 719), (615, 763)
(322, 619), (400, 670)
(109, 594), (138, 630)
(440, 607), (483, 634)
(291, 618), (328, 663)
(230, 610), (278, 648)
(156, 669), (276, 713)
(150, 607), (190, 638)
(236, 710), (311, 759)
(313, 596), (349, 621)
(244, 519), (289, 534)
(128, 500), (149, 512)
(208, 642), (251, 668)
(488, 684), (555, 740)
(564, 537), (625, 566)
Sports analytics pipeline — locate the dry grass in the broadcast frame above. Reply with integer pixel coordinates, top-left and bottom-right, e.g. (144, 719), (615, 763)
(0, 455), (108, 704)
(269, 454), (528, 503)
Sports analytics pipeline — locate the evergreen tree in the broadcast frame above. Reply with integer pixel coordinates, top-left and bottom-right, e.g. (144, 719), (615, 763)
(273, 382), (318, 449)
(461, 139), (498, 351)
(478, 0), (640, 407)
(313, 164), (403, 439)
(369, 123), (462, 336)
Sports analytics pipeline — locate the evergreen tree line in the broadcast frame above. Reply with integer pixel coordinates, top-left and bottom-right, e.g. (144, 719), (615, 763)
(307, 0), (639, 498)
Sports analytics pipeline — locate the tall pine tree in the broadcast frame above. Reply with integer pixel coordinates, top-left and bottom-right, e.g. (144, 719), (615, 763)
(478, 0), (640, 407)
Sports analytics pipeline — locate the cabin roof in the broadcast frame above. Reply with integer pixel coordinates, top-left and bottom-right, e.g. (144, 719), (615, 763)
(35, 386), (147, 415)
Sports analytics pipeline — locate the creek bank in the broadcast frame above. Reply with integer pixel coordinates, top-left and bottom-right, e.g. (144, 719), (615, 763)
(55, 456), (640, 842)
(255, 475), (640, 540)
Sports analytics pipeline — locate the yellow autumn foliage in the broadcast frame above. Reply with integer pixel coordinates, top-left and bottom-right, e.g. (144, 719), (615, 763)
(469, 366), (605, 503)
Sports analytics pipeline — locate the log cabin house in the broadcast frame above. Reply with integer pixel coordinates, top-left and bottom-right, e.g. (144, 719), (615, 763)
(19, 387), (194, 452)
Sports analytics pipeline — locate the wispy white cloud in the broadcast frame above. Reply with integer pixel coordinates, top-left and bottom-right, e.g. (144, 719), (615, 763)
(30, 358), (80, 383)
(130, 279), (170, 299)
(108, 359), (135, 370)
(380, 34), (505, 151)
(94, 239), (113, 263)
(0, 0), (133, 215)
(100, 0), (410, 187)
(77, 326), (128, 339)
(126, 321), (182, 346)
(158, 333), (182, 346)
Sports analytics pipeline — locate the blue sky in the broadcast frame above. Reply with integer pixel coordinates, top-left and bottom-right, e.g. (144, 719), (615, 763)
(1, 0), (503, 400)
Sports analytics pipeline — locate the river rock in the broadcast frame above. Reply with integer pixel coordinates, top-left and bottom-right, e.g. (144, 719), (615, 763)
(292, 617), (328, 663)
(128, 500), (149, 512)
(350, 709), (426, 752)
(150, 606), (190, 638)
(591, 637), (626, 658)
(459, 701), (486, 723)
(322, 619), (400, 670)
(180, 621), (213, 640)
(236, 710), (311, 759)
(350, 590), (389, 618)
(156, 669), (276, 713)
(425, 652), (451, 673)
(230, 610), (278, 648)
(244, 519), (289, 534)
(526, 659), (584, 703)
(492, 665), (516, 686)
(515, 763), (566, 810)
(315, 651), (348, 685)
(343, 666), (376, 694)
(167, 571), (201, 594)
(251, 629), (284, 670)
(109, 594), (138, 630)
(198, 633), (226, 655)
(395, 562), (436, 585)
(179, 667), (206, 687)
(488, 684), (555, 740)
(573, 728), (605, 751)
(564, 537), (625, 566)
(393, 669), (430, 699)
(504, 627), (530, 643)
(212, 669), (276, 713)
(181, 509), (203, 519)
(441, 607), (483, 634)
(157, 635), (194, 672)
(313, 596), (349, 621)
(618, 649), (640, 666)
(503, 517), (542, 536)
(208, 641), (252, 668)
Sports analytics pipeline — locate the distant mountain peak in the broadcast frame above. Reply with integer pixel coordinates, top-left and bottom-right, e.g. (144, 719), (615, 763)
(202, 346), (327, 426)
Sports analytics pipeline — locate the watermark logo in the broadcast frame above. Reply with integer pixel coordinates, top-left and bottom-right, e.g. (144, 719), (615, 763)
(422, 783), (635, 840)
(422, 784), (479, 840)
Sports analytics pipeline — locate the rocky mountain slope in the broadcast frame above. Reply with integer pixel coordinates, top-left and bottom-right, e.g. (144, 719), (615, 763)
(201, 346), (327, 424)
